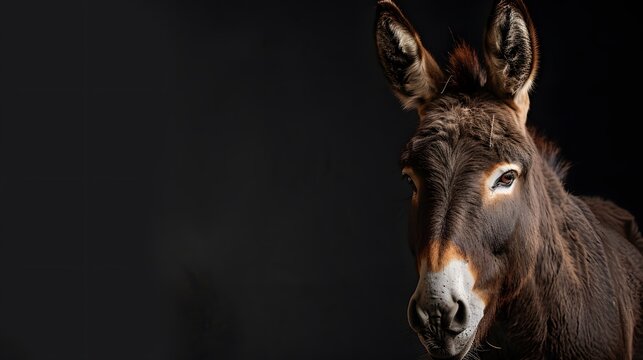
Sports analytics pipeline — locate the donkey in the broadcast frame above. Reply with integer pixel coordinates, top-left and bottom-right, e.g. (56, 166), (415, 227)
(374, 0), (643, 358)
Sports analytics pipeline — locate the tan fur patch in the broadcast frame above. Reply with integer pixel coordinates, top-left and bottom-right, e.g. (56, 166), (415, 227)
(425, 241), (465, 273)
(469, 264), (491, 306)
(422, 242), (491, 305)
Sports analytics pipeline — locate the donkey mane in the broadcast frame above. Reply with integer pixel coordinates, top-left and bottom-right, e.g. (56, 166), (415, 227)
(530, 131), (571, 181)
(445, 44), (486, 94)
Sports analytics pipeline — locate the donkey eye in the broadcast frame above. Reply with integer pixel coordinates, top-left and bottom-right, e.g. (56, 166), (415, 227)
(494, 170), (517, 188)
(403, 174), (417, 193)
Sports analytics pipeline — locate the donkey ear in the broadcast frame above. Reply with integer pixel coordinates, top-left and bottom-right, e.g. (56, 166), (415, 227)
(375, 0), (444, 110)
(484, 0), (538, 123)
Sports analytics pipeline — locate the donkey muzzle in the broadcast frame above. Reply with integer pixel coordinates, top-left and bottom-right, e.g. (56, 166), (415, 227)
(408, 259), (485, 359)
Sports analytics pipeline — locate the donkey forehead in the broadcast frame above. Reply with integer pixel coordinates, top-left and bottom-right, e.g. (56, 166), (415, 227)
(421, 97), (518, 135)
(401, 98), (530, 170)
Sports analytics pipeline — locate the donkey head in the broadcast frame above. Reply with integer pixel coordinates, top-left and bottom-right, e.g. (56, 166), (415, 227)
(376, 0), (541, 358)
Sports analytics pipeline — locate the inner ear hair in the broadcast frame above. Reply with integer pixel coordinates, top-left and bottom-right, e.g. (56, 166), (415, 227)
(484, 0), (538, 123)
(375, 0), (444, 110)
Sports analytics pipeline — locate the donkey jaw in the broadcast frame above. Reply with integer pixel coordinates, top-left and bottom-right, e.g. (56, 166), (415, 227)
(419, 334), (475, 360)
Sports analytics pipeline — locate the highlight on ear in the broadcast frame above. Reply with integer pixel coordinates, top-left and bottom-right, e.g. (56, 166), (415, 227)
(375, 0), (444, 110)
(484, 0), (538, 122)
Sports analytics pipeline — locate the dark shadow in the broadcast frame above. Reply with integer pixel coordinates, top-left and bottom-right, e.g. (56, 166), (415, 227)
(0, 336), (29, 360)
(174, 267), (237, 360)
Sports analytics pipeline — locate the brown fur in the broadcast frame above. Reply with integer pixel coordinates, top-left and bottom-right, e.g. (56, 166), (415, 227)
(375, 0), (643, 358)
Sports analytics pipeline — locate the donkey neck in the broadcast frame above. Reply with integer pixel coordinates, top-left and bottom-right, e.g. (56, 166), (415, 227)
(494, 152), (624, 358)
(531, 154), (614, 301)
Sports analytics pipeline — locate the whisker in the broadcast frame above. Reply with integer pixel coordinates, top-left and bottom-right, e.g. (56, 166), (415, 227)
(485, 340), (502, 350)
(463, 343), (482, 360)
(440, 75), (453, 94)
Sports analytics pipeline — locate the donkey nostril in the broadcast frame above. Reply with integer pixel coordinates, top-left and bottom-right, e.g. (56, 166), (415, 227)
(454, 300), (467, 325)
(416, 303), (429, 325)
(408, 298), (429, 330)
(444, 299), (468, 334)
(415, 305), (429, 327)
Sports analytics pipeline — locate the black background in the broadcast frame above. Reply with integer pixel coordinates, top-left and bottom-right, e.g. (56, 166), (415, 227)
(0, 0), (639, 359)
